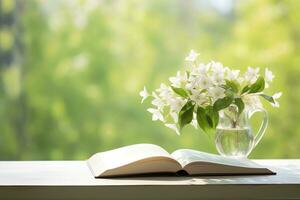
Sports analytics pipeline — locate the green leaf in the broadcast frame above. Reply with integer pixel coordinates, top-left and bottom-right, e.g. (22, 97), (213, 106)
(225, 80), (239, 93)
(260, 94), (275, 104)
(171, 86), (189, 98)
(196, 107), (211, 133)
(196, 106), (219, 134)
(213, 96), (234, 111)
(248, 76), (265, 94)
(241, 85), (250, 94)
(178, 101), (195, 130)
(220, 84), (229, 90)
(233, 98), (245, 114)
(206, 106), (219, 128)
(225, 89), (235, 98)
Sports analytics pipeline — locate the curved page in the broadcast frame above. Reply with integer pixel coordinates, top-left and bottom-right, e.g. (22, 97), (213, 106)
(172, 149), (264, 168)
(88, 144), (180, 177)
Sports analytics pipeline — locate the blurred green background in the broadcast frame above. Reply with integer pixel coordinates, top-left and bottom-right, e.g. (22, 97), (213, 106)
(0, 0), (299, 160)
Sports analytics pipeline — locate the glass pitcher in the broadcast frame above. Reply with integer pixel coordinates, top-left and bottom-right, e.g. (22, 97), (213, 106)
(215, 105), (268, 158)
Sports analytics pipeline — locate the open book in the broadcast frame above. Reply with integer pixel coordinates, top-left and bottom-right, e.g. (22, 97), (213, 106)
(87, 144), (275, 177)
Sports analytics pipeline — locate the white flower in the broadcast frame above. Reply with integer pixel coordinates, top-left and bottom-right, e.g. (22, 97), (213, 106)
(265, 68), (275, 88)
(156, 83), (172, 99)
(151, 92), (165, 109)
(147, 108), (164, 121)
(170, 112), (178, 123)
(197, 75), (213, 89)
(168, 97), (186, 112)
(151, 98), (165, 110)
(185, 80), (195, 90)
(208, 87), (225, 101)
(185, 50), (199, 62)
(190, 89), (206, 105)
(211, 61), (225, 74)
(226, 69), (240, 80)
(169, 71), (181, 88)
(165, 124), (180, 135)
(186, 75), (199, 90)
(244, 67), (260, 83)
(169, 71), (188, 88)
(191, 63), (210, 75)
(139, 86), (149, 103)
(271, 92), (282, 107)
(243, 95), (263, 110)
(237, 77), (245, 85)
(211, 73), (225, 85)
(210, 62), (226, 85)
(265, 68), (274, 82)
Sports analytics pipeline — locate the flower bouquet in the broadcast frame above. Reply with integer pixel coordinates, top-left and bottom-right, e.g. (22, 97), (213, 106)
(140, 50), (281, 157)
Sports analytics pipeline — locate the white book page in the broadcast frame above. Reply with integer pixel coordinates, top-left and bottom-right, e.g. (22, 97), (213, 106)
(88, 144), (173, 176)
(171, 149), (263, 168)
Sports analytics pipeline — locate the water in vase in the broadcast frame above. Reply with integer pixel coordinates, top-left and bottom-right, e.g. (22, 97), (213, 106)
(215, 127), (254, 158)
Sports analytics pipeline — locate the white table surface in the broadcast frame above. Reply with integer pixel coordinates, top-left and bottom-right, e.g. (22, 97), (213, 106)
(0, 160), (299, 200)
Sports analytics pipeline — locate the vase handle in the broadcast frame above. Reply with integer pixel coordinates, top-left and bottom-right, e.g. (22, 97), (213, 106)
(248, 108), (268, 147)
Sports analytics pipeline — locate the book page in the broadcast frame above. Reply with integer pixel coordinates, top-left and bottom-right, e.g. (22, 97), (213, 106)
(171, 149), (264, 169)
(88, 144), (180, 177)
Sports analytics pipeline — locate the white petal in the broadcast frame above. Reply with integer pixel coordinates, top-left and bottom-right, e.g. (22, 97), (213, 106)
(265, 68), (275, 83)
(244, 67), (260, 83)
(271, 92), (282, 108)
(273, 92), (282, 99)
(271, 101), (280, 108)
(147, 108), (164, 121)
(165, 124), (180, 135)
(227, 69), (240, 80)
(170, 112), (178, 123)
(185, 50), (200, 62)
(191, 119), (198, 129)
(208, 87), (225, 100)
(151, 98), (165, 109)
(152, 91), (159, 99)
(139, 86), (149, 103)
(147, 108), (156, 114)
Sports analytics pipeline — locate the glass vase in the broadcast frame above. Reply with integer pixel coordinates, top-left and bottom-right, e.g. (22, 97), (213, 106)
(215, 105), (268, 158)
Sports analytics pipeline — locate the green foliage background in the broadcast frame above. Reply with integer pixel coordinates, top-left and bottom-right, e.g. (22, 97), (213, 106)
(0, 0), (299, 160)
